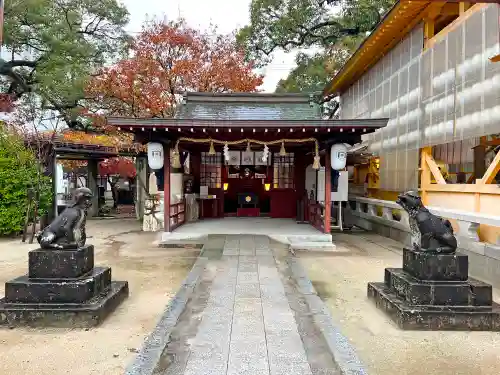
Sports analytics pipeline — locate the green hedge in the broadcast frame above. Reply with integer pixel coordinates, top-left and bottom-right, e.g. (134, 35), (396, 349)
(0, 129), (52, 236)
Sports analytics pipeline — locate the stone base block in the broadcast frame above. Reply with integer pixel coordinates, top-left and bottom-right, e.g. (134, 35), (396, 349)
(158, 241), (204, 249)
(28, 245), (94, 279)
(402, 248), (468, 281)
(0, 281), (128, 328)
(367, 282), (500, 331)
(5, 267), (112, 304)
(384, 268), (492, 306)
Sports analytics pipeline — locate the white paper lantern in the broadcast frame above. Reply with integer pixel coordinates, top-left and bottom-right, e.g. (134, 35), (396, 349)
(147, 142), (164, 170)
(330, 143), (348, 170)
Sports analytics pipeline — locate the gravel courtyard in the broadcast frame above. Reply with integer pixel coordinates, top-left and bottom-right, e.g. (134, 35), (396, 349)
(298, 231), (500, 375)
(0, 219), (198, 375)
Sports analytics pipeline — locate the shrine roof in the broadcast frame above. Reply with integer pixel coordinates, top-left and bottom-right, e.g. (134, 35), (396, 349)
(175, 92), (322, 121)
(106, 92), (389, 138)
(322, 0), (430, 96)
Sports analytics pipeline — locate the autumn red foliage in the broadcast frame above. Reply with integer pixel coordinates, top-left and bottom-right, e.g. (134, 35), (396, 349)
(60, 157), (136, 178)
(99, 157), (136, 178)
(86, 20), (264, 121)
(56, 130), (145, 153)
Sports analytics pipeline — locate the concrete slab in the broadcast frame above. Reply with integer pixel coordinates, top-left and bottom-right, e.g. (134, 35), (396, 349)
(160, 218), (333, 246)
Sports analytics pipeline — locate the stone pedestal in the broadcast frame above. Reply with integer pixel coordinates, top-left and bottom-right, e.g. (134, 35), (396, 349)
(0, 245), (128, 328)
(143, 197), (162, 232)
(367, 248), (500, 330)
(185, 193), (199, 222)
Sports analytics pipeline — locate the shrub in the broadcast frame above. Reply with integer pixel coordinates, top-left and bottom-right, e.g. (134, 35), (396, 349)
(0, 128), (52, 236)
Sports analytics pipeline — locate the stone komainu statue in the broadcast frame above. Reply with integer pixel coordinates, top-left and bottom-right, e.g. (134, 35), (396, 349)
(37, 187), (93, 249)
(396, 190), (458, 254)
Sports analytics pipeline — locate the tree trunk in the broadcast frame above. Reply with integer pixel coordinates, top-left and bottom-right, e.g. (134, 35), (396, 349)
(108, 177), (118, 209)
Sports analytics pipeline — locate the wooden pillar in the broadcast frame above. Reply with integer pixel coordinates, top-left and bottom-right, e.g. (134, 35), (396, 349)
(423, 18), (435, 49)
(294, 152), (307, 222)
(459, 2), (470, 15)
(87, 159), (99, 217)
(163, 142), (171, 232)
(479, 149), (500, 184)
(420, 147), (432, 205)
(473, 145), (487, 182)
(135, 156), (147, 220)
(50, 153), (58, 220)
(324, 151), (331, 234)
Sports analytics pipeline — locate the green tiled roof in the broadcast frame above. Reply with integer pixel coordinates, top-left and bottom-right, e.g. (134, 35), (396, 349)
(175, 93), (323, 121)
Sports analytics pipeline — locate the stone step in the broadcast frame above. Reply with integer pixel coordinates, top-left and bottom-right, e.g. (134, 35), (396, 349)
(0, 281), (129, 328)
(288, 235), (332, 243)
(384, 268), (492, 306)
(158, 240), (204, 249)
(289, 241), (336, 251)
(5, 267), (112, 304)
(367, 282), (500, 331)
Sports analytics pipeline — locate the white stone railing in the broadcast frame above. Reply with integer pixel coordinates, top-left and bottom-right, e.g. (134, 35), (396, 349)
(346, 196), (500, 251)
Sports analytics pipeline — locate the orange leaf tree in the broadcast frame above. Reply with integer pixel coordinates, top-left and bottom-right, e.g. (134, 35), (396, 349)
(99, 157), (136, 178)
(57, 130), (144, 153)
(86, 20), (264, 120)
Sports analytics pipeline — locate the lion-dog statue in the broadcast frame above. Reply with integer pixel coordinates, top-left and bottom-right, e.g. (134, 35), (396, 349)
(396, 190), (457, 254)
(37, 187), (93, 249)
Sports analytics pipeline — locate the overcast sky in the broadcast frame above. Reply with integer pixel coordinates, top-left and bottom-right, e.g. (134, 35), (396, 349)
(120, 0), (298, 92)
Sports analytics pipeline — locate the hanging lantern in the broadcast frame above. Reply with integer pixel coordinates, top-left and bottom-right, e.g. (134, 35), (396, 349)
(208, 140), (216, 155)
(171, 141), (181, 169)
(223, 143), (229, 162)
(246, 141), (251, 153)
(331, 143), (348, 170)
(279, 142), (286, 156)
(147, 142), (164, 170)
(312, 142), (320, 169)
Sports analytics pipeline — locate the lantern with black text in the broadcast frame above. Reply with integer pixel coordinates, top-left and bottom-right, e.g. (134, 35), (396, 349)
(147, 142), (164, 170)
(330, 143), (348, 170)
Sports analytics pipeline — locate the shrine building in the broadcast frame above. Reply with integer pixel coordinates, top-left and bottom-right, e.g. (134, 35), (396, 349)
(107, 92), (387, 238)
(323, 1), (500, 246)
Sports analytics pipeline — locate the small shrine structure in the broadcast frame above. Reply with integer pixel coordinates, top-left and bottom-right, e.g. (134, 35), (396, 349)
(107, 92), (388, 236)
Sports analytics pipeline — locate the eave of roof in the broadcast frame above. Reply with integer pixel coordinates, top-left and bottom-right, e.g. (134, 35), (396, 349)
(184, 92), (314, 103)
(347, 143), (369, 154)
(106, 117), (389, 132)
(322, 0), (431, 97)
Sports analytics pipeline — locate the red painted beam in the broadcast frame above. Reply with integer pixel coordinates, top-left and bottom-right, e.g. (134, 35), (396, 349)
(324, 152), (331, 234)
(163, 142), (171, 232)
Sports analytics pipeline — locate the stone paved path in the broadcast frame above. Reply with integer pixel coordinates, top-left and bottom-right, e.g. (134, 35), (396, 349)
(155, 235), (339, 375)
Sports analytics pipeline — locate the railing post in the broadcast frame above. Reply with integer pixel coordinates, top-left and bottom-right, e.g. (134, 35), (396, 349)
(382, 207), (393, 220)
(367, 204), (377, 216)
(400, 211), (410, 227)
(456, 219), (480, 242)
(356, 201), (363, 212)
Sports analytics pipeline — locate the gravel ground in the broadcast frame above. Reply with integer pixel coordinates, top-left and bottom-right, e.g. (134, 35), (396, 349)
(297, 231), (500, 375)
(0, 219), (198, 375)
